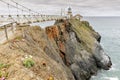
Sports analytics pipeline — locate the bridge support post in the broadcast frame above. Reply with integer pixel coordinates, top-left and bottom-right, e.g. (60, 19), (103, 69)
(11, 24), (14, 33)
(4, 25), (8, 40)
(11, 23), (15, 33)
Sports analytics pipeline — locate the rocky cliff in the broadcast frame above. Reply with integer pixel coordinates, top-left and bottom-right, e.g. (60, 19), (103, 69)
(0, 18), (112, 80)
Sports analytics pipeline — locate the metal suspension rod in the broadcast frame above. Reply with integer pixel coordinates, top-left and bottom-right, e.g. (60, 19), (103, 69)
(29, 9), (31, 16)
(16, 3), (19, 15)
(22, 9), (23, 15)
(7, 3), (10, 16)
(11, 0), (40, 15)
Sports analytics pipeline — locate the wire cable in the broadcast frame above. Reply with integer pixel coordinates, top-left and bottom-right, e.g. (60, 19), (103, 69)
(11, 0), (40, 15)
(0, 0), (30, 14)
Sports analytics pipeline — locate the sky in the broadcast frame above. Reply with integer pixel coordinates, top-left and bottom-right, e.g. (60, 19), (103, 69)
(0, 0), (120, 16)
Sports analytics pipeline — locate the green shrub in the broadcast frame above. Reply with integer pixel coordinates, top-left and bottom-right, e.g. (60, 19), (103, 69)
(23, 58), (35, 68)
(0, 71), (2, 78)
(0, 63), (4, 69)
(14, 36), (23, 40)
(0, 63), (11, 70)
(0, 63), (10, 78)
(81, 21), (89, 27)
(0, 71), (9, 78)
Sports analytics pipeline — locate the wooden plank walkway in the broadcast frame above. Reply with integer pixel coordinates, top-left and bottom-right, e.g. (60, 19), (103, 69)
(0, 22), (15, 27)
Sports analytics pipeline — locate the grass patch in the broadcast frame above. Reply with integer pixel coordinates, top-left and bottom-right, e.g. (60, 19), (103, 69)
(81, 21), (89, 27)
(69, 18), (96, 53)
(0, 63), (11, 70)
(0, 63), (11, 78)
(0, 71), (9, 78)
(0, 28), (4, 31)
(23, 57), (35, 68)
(14, 36), (23, 40)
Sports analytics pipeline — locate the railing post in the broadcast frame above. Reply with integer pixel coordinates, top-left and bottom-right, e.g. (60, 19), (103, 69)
(11, 23), (14, 33)
(4, 25), (8, 40)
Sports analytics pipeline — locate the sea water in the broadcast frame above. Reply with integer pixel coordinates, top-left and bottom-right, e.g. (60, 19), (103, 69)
(84, 17), (120, 80)
(30, 21), (55, 28)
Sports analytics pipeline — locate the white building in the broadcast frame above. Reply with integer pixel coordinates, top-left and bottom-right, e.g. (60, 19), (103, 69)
(67, 7), (72, 19)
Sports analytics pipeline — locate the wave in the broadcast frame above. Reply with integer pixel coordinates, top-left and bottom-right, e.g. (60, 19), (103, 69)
(104, 77), (119, 80)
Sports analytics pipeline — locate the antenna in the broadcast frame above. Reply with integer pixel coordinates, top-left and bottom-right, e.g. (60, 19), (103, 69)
(61, 8), (63, 16)
(67, 0), (70, 8)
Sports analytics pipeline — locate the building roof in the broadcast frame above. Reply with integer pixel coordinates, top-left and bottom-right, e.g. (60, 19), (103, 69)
(68, 7), (72, 11)
(74, 14), (83, 18)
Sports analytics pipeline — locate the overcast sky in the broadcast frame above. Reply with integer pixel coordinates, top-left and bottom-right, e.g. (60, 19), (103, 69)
(0, 0), (120, 16)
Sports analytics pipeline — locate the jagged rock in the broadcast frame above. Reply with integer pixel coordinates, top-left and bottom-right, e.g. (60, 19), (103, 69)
(45, 18), (112, 80)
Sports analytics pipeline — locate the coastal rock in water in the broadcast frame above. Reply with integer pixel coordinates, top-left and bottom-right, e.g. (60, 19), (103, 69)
(93, 42), (112, 70)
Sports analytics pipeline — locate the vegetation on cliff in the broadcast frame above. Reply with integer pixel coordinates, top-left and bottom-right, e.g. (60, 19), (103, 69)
(0, 18), (112, 80)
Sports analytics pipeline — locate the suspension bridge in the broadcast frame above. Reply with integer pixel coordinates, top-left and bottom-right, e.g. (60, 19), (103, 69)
(0, 0), (66, 43)
(0, 0), (65, 27)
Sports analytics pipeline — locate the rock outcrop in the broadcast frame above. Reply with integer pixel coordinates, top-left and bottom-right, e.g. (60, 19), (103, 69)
(45, 19), (112, 80)
(0, 18), (112, 80)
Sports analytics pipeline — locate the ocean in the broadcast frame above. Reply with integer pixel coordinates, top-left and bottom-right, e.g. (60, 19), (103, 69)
(30, 21), (55, 28)
(32, 17), (120, 80)
(84, 17), (120, 80)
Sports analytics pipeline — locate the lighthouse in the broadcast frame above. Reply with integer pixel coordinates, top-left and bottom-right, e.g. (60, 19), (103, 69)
(67, 7), (72, 19)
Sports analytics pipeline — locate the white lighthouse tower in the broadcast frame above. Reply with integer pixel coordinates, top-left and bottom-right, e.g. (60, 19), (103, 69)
(67, 7), (72, 19)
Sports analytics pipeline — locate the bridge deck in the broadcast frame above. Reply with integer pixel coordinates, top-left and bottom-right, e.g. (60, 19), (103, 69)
(0, 22), (15, 27)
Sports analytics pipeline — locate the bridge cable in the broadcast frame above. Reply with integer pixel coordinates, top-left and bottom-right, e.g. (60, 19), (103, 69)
(11, 0), (34, 22)
(11, 0), (40, 15)
(0, 0), (31, 15)
(10, 0), (63, 20)
(0, 0), (64, 22)
(7, 3), (15, 22)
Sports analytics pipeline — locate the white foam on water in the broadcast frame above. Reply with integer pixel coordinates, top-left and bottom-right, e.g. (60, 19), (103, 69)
(104, 77), (119, 80)
(91, 75), (95, 79)
(109, 67), (118, 71)
(108, 63), (118, 72)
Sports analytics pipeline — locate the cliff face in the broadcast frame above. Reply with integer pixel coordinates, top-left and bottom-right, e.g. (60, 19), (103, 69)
(0, 18), (112, 80)
(45, 19), (112, 80)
